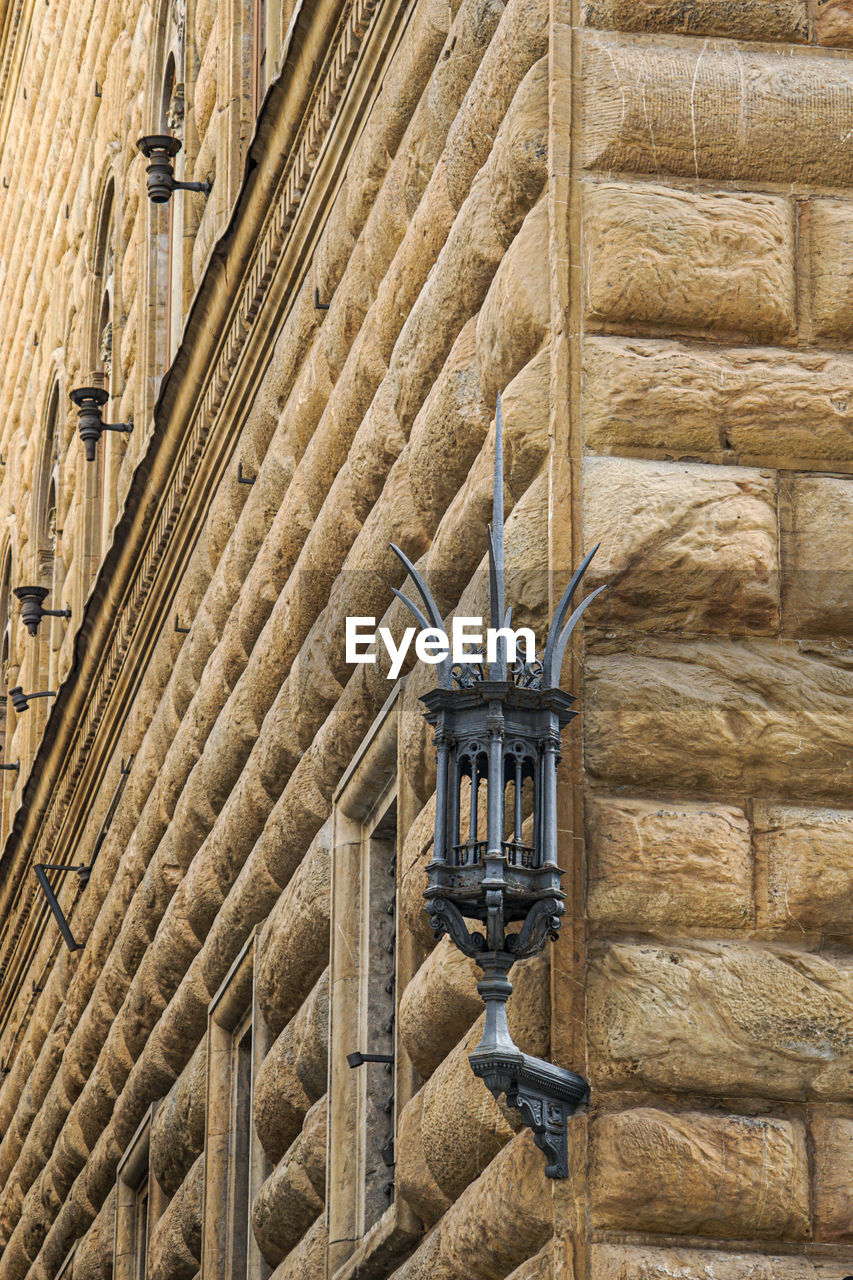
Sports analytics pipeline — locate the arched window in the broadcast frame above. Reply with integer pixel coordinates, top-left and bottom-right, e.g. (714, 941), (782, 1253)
(252, 0), (268, 117)
(0, 545), (15, 835)
(142, 2), (188, 394)
(34, 384), (63, 697)
(84, 178), (119, 574)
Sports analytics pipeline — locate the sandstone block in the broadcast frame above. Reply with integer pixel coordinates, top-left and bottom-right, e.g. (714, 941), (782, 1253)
(582, 337), (853, 464)
(584, 183), (795, 340)
(590, 1108), (810, 1239)
(583, 35), (853, 188)
(587, 797), (752, 931)
(476, 197), (549, 408)
(396, 1089), (453, 1227)
(582, 457), (779, 636)
(781, 475), (853, 637)
(506, 1246), (553, 1280)
(755, 803), (853, 935)
(585, 639), (853, 802)
(581, 0), (810, 40)
(398, 937), (481, 1079)
(588, 942), (853, 1099)
(816, 0), (853, 45)
(801, 199), (853, 341)
(437, 1131), (553, 1279)
(590, 1244), (823, 1280)
(811, 1111), (853, 1240)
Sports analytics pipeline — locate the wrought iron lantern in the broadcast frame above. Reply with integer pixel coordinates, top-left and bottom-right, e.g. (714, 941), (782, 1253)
(8, 687), (55, 713)
(136, 135), (213, 204)
(69, 387), (133, 462)
(14, 586), (71, 637)
(391, 395), (606, 1179)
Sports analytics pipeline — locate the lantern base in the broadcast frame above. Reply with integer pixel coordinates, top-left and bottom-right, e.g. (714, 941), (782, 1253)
(466, 950), (588, 1178)
(470, 1048), (588, 1178)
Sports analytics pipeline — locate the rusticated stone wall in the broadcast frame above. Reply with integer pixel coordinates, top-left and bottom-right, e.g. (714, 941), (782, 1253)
(0, 3), (849, 1280)
(579, 3), (853, 1278)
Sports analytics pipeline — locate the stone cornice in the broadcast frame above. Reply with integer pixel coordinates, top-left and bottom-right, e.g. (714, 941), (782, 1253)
(0, 0), (413, 1041)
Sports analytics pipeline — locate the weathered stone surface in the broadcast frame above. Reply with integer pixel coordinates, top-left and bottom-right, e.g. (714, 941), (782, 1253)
(590, 1109), (810, 1239)
(256, 826), (331, 1035)
(755, 803), (853, 934)
(506, 1246), (553, 1280)
(588, 942), (853, 1099)
(586, 797), (752, 931)
(582, 337), (853, 464)
(811, 1111), (853, 1240)
(584, 183), (795, 339)
(590, 1244), (824, 1280)
(148, 1154), (204, 1280)
(437, 1131), (553, 1279)
(585, 639), (853, 802)
(583, 35), (853, 187)
(397, 1088), (453, 1228)
(801, 199), (853, 341)
(268, 1215), (327, 1280)
(582, 0), (809, 39)
(582, 457), (779, 636)
(251, 1118), (324, 1266)
(816, 0), (853, 45)
(781, 475), (853, 637)
(398, 938), (481, 1079)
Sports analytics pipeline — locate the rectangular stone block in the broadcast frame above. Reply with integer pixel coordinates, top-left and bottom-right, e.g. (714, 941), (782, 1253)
(582, 337), (853, 466)
(781, 475), (853, 636)
(816, 0), (853, 45)
(801, 200), (853, 342)
(582, 456), (779, 636)
(590, 1244), (822, 1280)
(588, 941), (853, 1099)
(811, 1111), (853, 1241)
(582, 0), (810, 41)
(590, 1108), (810, 1239)
(584, 183), (795, 340)
(754, 802), (853, 934)
(583, 34), (853, 187)
(586, 797), (752, 931)
(585, 639), (853, 802)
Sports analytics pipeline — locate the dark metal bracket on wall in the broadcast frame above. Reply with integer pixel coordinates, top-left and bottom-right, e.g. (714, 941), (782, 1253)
(32, 756), (133, 951)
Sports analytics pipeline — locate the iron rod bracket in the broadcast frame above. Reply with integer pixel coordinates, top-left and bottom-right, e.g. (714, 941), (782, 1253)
(346, 1052), (394, 1068)
(33, 864), (82, 951)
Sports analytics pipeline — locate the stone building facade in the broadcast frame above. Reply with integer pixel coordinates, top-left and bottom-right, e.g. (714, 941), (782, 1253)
(0, 0), (851, 1278)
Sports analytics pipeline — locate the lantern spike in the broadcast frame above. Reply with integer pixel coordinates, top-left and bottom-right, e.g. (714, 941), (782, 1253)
(544, 583), (608, 687)
(389, 545), (452, 688)
(541, 543), (601, 685)
(492, 394), (506, 626)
